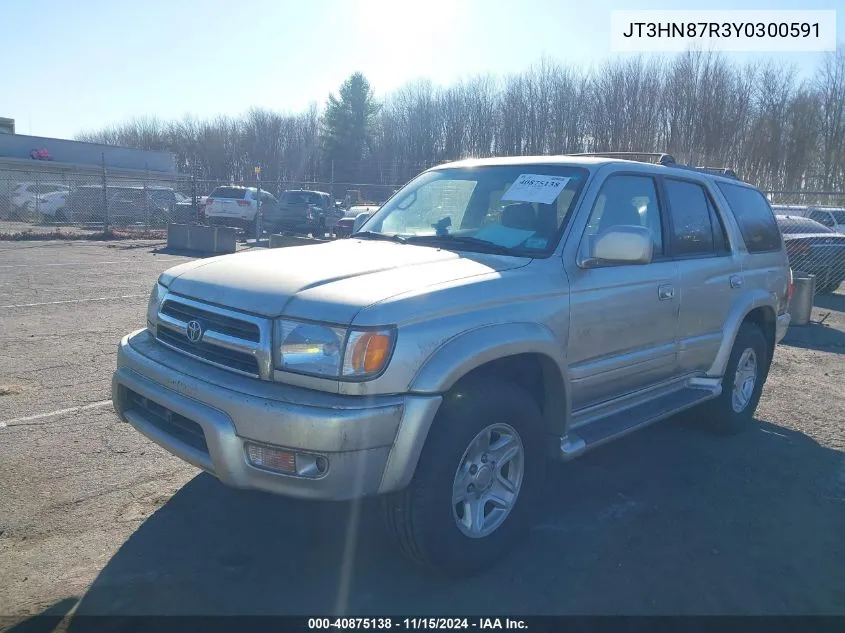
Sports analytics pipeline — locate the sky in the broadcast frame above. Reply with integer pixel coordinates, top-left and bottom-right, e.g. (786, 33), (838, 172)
(2, 0), (842, 140)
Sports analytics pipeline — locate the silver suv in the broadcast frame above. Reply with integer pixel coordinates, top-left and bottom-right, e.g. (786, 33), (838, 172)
(112, 153), (792, 576)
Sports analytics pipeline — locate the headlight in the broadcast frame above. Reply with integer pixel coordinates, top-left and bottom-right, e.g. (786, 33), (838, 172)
(146, 282), (166, 332)
(274, 319), (395, 379)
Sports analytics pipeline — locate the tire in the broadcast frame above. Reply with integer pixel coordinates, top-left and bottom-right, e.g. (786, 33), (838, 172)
(382, 379), (546, 577)
(705, 322), (769, 435)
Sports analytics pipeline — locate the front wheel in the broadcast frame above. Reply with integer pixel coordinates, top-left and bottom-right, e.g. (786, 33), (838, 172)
(382, 379), (545, 577)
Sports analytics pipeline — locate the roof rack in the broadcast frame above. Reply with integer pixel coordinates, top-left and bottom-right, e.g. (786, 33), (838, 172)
(566, 152), (741, 180)
(692, 166), (739, 179)
(566, 152), (677, 165)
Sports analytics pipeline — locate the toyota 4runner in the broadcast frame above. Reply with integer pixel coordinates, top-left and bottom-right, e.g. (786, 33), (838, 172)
(112, 153), (792, 576)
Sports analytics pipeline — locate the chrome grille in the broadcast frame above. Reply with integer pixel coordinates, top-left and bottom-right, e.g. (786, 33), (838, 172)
(157, 327), (260, 375)
(161, 300), (260, 342)
(155, 294), (271, 378)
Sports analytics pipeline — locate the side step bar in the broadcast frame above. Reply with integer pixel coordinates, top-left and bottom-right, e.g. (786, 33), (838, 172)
(558, 384), (720, 460)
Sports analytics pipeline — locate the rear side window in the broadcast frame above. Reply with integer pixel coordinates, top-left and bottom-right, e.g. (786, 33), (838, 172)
(716, 183), (782, 253)
(210, 187), (247, 199)
(664, 179), (724, 256)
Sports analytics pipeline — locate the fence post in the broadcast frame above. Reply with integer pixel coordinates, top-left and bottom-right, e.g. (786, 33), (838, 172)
(101, 153), (109, 234)
(34, 170), (40, 221)
(255, 169), (262, 243)
(143, 168), (149, 228)
(192, 173), (198, 224)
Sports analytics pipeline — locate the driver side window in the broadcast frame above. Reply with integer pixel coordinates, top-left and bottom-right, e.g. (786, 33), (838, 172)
(583, 174), (663, 257)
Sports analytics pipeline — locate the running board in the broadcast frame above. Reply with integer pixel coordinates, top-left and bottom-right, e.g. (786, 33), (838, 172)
(558, 385), (720, 461)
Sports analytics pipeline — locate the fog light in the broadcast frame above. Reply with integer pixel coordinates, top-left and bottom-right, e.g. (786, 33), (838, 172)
(244, 442), (329, 478)
(246, 443), (297, 474)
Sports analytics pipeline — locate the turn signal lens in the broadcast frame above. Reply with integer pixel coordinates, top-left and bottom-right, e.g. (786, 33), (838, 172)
(343, 330), (394, 377)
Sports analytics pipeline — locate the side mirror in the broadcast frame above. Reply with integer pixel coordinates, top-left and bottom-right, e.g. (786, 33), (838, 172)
(581, 224), (653, 268)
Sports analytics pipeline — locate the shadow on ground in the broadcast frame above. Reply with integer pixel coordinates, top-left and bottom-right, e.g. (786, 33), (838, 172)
(814, 291), (845, 313)
(782, 291), (845, 353)
(65, 414), (845, 618)
(3, 597), (79, 633)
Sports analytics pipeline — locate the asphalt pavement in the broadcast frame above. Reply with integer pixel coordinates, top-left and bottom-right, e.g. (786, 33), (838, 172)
(1, 239), (843, 622)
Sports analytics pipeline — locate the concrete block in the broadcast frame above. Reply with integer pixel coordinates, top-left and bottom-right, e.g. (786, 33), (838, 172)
(167, 224), (190, 250)
(214, 226), (237, 254)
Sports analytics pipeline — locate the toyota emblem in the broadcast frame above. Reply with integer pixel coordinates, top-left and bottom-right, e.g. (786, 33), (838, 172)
(185, 320), (203, 344)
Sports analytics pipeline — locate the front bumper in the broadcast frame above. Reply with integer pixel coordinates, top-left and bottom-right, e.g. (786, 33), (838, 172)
(112, 329), (442, 500)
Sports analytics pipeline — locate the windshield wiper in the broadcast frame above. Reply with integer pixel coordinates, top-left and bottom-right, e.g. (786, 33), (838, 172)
(404, 234), (518, 255)
(353, 231), (407, 244)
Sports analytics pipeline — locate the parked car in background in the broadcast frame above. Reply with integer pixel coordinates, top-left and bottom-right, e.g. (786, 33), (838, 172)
(10, 182), (69, 219)
(65, 185), (181, 225)
(334, 204), (379, 238)
(173, 194), (208, 223)
(772, 205), (845, 235)
(114, 153), (791, 576)
(112, 187), (182, 225)
(775, 214), (845, 294)
(263, 189), (339, 236)
(39, 190), (70, 221)
(205, 186), (277, 233)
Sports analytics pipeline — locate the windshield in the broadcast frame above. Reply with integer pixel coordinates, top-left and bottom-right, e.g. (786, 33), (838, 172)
(831, 210), (845, 223)
(360, 165), (587, 255)
(776, 216), (835, 234)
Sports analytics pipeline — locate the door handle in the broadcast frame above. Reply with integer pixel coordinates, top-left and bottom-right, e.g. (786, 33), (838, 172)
(658, 284), (675, 301)
(730, 275), (743, 289)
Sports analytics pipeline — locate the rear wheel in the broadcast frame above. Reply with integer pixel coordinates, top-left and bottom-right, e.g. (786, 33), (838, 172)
(705, 322), (769, 435)
(382, 379), (545, 577)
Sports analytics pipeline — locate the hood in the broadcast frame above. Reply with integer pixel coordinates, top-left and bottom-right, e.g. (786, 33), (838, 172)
(164, 240), (529, 323)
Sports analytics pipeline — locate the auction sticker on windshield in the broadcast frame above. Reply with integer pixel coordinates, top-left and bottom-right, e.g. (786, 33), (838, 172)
(502, 174), (571, 205)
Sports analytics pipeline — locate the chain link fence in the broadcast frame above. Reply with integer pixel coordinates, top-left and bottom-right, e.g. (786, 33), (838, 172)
(766, 191), (845, 297)
(0, 165), (402, 238)
(1, 166), (842, 296)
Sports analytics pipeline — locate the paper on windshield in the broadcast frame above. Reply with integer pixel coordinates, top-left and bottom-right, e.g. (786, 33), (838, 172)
(473, 224), (535, 248)
(501, 174), (571, 205)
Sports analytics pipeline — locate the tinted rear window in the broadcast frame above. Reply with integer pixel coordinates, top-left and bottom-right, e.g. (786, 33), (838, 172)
(282, 191), (323, 205)
(776, 216), (836, 234)
(210, 187), (248, 199)
(716, 183), (782, 253)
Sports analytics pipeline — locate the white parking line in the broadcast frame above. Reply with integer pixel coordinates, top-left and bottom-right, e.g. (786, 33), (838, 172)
(1, 400), (113, 427)
(1, 294), (147, 309)
(0, 260), (123, 269)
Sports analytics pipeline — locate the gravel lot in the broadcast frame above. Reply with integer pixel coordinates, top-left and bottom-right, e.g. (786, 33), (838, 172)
(1, 239), (844, 622)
